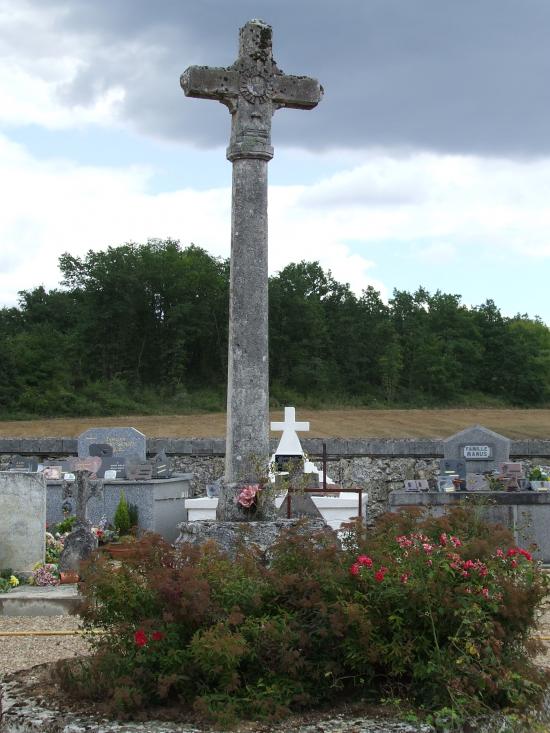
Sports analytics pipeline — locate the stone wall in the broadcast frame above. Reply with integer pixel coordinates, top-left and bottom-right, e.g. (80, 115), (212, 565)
(2, 437), (549, 524)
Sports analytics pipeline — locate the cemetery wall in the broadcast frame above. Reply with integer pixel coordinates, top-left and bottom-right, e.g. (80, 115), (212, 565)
(1, 438), (549, 523)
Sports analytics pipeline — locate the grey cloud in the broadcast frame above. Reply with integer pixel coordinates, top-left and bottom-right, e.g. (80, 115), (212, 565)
(24, 0), (550, 155)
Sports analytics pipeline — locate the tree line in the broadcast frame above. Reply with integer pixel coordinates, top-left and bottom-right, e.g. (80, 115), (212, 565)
(0, 239), (548, 417)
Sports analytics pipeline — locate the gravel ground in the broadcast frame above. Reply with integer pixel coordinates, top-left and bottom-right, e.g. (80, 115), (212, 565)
(0, 615), (90, 675)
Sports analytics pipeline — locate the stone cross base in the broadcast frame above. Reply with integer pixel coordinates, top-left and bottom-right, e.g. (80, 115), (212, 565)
(175, 518), (333, 561)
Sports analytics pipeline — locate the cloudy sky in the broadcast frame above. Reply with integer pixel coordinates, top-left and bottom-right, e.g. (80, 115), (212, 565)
(1, 0), (549, 322)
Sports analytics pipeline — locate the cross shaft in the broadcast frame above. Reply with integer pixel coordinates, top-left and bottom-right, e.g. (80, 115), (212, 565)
(181, 20), (322, 485)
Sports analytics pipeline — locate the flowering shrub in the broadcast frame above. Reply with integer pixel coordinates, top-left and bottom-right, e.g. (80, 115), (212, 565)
(45, 532), (64, 563)
(55, 509), (549, 727)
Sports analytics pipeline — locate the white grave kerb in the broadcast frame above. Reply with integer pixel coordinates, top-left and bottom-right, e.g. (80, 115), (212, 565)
(271, 407), (309, 456)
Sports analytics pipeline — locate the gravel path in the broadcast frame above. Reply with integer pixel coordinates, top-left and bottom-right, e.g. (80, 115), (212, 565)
(0, 615), (90, 675)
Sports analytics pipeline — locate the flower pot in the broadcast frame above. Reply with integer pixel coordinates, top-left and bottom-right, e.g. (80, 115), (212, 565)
(59, 571), (79, 584)
(105, 543), (147, 560)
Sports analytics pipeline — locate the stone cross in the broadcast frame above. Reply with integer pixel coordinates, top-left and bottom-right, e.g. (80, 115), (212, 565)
(181, 20), (322, 485)
(271, 406), (310, 456)
(62, 470), (103, 528)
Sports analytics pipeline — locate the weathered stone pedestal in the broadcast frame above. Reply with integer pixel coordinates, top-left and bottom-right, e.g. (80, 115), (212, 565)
(175, 518), (331, 560)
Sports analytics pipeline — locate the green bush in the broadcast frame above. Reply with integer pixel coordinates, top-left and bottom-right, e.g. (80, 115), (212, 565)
(127, 503), (139, 530)
(113, 493), (131, 536)
(56, 510), (549, 727)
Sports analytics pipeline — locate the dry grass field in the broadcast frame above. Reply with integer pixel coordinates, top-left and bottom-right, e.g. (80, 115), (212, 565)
(0, 409), (549, 439)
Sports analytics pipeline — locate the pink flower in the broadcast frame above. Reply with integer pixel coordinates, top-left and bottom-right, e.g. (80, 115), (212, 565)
(134, 629), (147, 647)
(422, 543), (433, 554)
(349, 563), (360, 576)
(357, 555), (373, 568)
(449, 536), (462, 547)
(400, 572), (410, 584)
(496, 549), (504, 558)
(510, 559), (518, 568)
(481, 587), (489, 598)
(237, 484), (260, 508)
(439, 533), (448, 546)
(463, 560), (475, 570)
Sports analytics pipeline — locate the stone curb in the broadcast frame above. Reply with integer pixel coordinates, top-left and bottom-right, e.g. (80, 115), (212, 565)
(1, 438), (549, 458)
(0, 669), (434, 733)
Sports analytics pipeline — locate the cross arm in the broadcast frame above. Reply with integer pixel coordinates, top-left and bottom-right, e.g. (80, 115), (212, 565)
(180, 66), (239, 102)
(271, 74), (323, 110)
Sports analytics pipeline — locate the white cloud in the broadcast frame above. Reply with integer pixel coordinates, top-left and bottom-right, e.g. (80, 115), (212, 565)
(1, 134), (550, 311)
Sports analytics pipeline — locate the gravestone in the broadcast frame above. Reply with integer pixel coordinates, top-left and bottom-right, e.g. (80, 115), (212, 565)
(78, 427), (146, 462)
(59, 471), (103, 572)
(443, 425), (510, 476)
(150, 451), (173, 479)
(0, 473), (46, 572)
(182, 20), (322, 485)
(95, 456), (127, 479)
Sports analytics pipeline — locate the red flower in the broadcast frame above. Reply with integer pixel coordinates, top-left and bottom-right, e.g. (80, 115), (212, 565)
(357, 555), (373, 568)
(518, 548), (533, 561)
(152, 631), (165, 641)
(374, 566), (388, 583)
(506, 548), (518, 558)
(349, 563), (360, 576)
(134, 629), (148, 647)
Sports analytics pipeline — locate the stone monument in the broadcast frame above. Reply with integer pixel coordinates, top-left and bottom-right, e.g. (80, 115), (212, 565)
(0, 472), (46, 573)
(181, 19), (322, 485)
(58, 470), (103, 573)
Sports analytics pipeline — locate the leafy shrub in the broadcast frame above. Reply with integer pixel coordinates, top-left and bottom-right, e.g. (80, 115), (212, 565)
(52, 515), (77, 535)
(56, 511), (549, 726)
(113, 492), (131, 536)
(128, 503), (139, 530)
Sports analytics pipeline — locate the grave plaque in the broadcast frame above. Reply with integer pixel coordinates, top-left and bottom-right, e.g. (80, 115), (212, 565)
(443, 425), (510, 475)
(78, 427), (146, 461)
(42, 465), (63, 480)
(7, 455), (38, 472)
(466, 473), (490, 491)
(97, 457), (127, 479)
(68, 456), (102, 475)
(89, 443), (114, 458)
(126, 462), (154, 481)
(440, 459), (466, 479)
(150, 451), (173, 479)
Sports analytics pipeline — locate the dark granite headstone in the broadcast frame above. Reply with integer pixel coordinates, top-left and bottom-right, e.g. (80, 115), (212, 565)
(78, 427), (146, 461)
(150, 451), (172, 479)
(96, 457), (127, 479)
(440, 459), (467, 479)
(7, 455), (38, 472)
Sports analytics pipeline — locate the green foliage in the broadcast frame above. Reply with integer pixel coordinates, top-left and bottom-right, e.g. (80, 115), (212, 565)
(128, 503), (139, 529)
(0, 239), (548, 417)
(113, 493), (131, 536)
(57, 513), (549, 726)
(51, 515), (77, 535)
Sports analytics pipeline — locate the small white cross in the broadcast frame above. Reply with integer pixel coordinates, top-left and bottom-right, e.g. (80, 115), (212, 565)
(270, 407), (309, 456)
